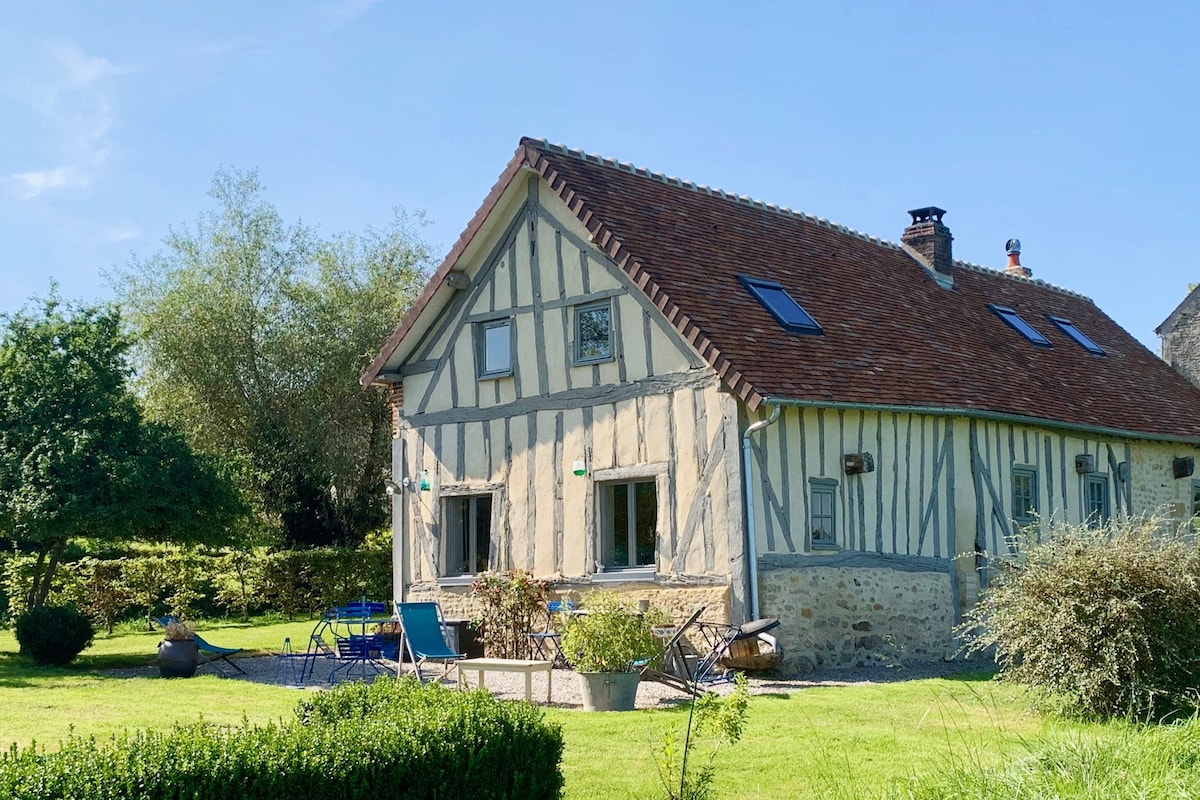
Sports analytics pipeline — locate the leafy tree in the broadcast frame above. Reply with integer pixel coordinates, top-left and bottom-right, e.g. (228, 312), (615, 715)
(0, 294), (244, 609)
(117, 168), (431, 548)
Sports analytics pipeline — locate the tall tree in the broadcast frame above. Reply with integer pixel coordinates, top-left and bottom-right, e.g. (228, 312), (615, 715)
(117, 168), (431, 547)
(0, 294), (243, 608)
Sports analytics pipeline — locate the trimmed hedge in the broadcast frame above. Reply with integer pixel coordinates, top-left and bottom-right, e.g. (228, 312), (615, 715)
(14, 605), (94, 666)
(0, 678), (564, 799)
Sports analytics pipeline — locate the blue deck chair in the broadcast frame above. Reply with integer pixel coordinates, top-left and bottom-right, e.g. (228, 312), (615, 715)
(154, 616), (246, 676)
(396, 601), (464, 683)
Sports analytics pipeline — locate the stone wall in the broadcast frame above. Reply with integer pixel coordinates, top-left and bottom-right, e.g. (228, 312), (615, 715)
(758, 563), (954, 673)
(1129, 440), (1200, 520)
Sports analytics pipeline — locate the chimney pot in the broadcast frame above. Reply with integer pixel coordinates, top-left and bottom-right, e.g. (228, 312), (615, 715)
(902, 207), (953, 277)
(1003, 238), (1033, 278)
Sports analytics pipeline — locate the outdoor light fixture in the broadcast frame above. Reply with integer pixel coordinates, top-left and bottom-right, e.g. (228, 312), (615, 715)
(384, 479), (401, 496)
(572, 459), (586, 477)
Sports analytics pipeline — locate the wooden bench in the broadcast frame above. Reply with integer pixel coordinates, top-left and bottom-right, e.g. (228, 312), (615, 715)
(456, 658), (553, 702)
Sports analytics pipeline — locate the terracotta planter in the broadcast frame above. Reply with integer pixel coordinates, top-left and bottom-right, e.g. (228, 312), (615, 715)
(158, 638), (199, 678)
(578, 671), (640, 711)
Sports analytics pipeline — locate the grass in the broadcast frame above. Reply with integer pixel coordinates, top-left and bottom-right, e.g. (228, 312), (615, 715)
(0, 622), (1190, 799)
(0, 618), (318, 747)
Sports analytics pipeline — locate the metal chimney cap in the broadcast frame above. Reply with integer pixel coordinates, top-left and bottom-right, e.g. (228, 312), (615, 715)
(1005, 238), (1021, 255)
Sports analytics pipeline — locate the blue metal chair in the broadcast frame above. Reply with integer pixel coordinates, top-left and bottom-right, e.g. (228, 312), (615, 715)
(396, 601), (465, 682)
(528, 600), (574, 665)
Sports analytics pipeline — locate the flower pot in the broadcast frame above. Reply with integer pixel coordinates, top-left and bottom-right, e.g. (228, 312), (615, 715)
(158, 638), (199, 678)
(578, 671), (640, 711)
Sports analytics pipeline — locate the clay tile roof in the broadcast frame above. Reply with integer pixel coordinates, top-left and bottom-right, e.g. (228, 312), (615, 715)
(366, 137), (1200, 443)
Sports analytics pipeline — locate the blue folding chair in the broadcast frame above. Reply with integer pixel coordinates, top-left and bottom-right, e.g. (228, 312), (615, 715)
(396, 601), (465, 683)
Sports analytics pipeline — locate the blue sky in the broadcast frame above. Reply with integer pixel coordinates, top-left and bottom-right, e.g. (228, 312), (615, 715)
(2, 1), (1197, 351)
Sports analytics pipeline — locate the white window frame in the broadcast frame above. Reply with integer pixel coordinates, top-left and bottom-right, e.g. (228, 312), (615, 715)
(476, 317), (513, 379)
(573, 300), (614, 365)
(441, 492), (494, 578)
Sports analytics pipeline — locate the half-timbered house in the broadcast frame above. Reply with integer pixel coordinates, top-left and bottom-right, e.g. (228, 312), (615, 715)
(363, 138), (1200, 669)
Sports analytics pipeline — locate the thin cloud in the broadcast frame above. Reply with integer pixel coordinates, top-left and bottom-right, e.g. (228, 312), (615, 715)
(6, 42), (120, 200)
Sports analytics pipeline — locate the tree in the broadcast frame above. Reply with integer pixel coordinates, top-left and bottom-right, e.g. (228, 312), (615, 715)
(0, 294), (244, 609)
(117, 168), (431, 548)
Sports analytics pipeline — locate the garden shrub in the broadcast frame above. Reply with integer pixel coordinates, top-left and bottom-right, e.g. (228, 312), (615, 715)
(14, 605), (95, 666)
(965, 516), (1200, 719)
(471, 569), (549, 659)
(0, 677), (564, 800)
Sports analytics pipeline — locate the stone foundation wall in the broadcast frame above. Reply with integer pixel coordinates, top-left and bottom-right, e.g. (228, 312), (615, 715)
(759, 564), (954, 673)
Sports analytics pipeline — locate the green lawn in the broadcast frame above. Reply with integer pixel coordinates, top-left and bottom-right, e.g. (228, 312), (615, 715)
(0, 623), (1144, 799)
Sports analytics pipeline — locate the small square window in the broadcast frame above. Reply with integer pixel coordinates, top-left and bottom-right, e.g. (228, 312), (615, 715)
(1012, 467), (1038, 523)
(477, 318), (512, 378)
(574, 301), (613, 364)
(989, 305), (1050, 347)
(1049, 316), (1105, 355)
(739, 276), (822, 335)
(444, 494), (493, 575)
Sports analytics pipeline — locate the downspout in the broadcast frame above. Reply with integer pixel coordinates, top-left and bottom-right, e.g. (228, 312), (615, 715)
(741, 404), (780, 621)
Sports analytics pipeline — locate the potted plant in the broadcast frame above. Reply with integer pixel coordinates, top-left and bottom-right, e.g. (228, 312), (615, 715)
(558, 593), (664, 711)
(157, 619), (199, 678)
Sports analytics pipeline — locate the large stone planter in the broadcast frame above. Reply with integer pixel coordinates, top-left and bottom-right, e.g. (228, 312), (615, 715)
(578, 671), (640, 711)
(158, 638), (199, 678)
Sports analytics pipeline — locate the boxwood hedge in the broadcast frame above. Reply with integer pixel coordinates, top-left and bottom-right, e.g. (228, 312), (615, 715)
(0, 678), (563, 799)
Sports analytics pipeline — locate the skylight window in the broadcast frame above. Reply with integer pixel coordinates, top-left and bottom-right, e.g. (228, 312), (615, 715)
(1049, 316), (1105, 355)
(988, 305), (1051, 346)
(739, 276), (822, 335)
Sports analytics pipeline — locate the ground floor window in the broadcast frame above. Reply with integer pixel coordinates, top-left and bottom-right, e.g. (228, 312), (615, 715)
(444, 494), (492, 575)
(1084, 475), (1109, 528)
(599, 480), (657, 569)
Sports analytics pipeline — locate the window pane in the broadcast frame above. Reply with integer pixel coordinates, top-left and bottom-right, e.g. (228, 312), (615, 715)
(1050, 316), (1105, 355)
(602, 484), (630, 567)
(990, 306), (1050, 346)
(741, 277), (822, 335)
(576, 305), (612, 361)
(483, 322), (511, 374)
(811, 486), (835, 542)
(445, 498), (469, 574)
(634, 481), (657, 566)
(473, 495), (492, 573)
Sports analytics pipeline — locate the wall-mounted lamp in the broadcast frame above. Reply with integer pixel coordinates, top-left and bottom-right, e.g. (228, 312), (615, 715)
(384, 479), (401, 496)
(572, 459), (587, 477)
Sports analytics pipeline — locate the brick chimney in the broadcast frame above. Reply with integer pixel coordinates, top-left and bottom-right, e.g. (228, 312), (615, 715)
(902, 207), (953, 277)
(1004, 238), (1032, 278)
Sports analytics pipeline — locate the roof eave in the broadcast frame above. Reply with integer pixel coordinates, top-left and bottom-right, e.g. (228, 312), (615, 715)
(760, 396), (1200, 446)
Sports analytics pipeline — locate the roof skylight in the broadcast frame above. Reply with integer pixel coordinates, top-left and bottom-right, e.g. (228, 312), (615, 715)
(1050, 316), (1105, 355)
(989, 305), (1050, 347)
(739, 276), (822, 335)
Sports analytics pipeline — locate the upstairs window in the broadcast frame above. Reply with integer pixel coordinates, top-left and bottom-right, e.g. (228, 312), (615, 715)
(1050, 316), (1105, 355)
(574, 301), (613, 364)
(476, 318), (512, 378)
(989, 305), (1050, 346)
(1084, 474), (1110, 528)
(739, 276), (822, 335)
(1012, 467), (1038, 524)
(809, 478), (838, 549)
